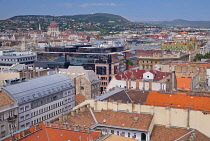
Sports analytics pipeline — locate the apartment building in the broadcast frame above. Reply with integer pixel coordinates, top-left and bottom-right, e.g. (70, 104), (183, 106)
(0, 90), (18, 138)
(1, 73), (75, 129)
(107, 69), (176, 92)
(136, 50), (189, 70)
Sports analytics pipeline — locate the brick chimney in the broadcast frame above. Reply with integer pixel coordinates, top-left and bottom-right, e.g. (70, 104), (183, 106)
(136, 80), (139, 90)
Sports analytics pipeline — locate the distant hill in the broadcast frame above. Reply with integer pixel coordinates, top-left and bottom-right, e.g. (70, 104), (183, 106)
(60, 13), (130, 24)
(9, 13), (130, 24)
(1, 13), (157, 33)
(160, 19), (210, 27)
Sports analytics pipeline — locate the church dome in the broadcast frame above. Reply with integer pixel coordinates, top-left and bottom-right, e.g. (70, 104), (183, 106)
(49, 21), (58, 28)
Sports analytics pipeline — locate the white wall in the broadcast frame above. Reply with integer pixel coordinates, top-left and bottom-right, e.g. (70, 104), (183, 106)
(74, 100), (210, 138)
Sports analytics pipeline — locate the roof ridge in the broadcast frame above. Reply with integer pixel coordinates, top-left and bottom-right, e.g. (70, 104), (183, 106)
(43, 123), (50, 141)
(174, 129), (194, 141)
(89, 108), (98, 124)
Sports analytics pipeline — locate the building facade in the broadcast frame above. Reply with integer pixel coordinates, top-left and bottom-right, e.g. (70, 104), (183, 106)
(0, 64), (52, 86)
(1, 73), (75, 130)
(107, 69), (176, 92)
(136, 50), (189, 70)
(60, 66), (100, 99)
(0, 50), (36, 71)
(47, 21), (60, 37)
(0, 90), (18, 138)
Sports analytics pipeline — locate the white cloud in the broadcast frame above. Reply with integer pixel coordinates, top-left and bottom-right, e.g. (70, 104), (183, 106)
(57, 3), (72, 8)
(80, 3), (117, 8)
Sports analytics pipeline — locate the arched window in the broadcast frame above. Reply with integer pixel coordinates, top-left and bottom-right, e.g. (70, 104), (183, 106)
(80, 86), (84, 90)
(141, 133), (146, 141)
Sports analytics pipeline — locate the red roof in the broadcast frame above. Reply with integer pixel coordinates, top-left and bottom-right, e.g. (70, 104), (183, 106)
(3, 122), (100, 141)
(115, 70), (171, 81)
(145, 92), (210, 111)
(177, 78), (192, 90)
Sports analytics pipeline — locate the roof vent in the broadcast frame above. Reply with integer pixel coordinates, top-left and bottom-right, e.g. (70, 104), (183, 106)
(134, 117), (139, 122)
(103, 119), (106, 123)
(122, 124), (124, 126)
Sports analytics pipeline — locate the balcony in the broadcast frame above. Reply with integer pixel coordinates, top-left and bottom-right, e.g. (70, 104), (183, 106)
(7, 115), (17, 122)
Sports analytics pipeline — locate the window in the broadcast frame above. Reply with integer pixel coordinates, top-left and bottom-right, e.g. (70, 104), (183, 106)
(25, 105), (29, 110)
(80, 86), (84, 90)
(26, 114), (29, 118)
(20, 107), (24, 111)
(122, 132), (125, 137)
(1, 125), (5, 131)
(117, 131), (119, 135)
(26, 122), (30, 127)
(20, 116), (24, 120)
(111, 130), (114, 134)
(134, 133), (136, 138)
(128, 133), (130, 138)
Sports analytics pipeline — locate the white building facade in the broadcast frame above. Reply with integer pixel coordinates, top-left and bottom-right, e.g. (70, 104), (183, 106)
(1, 73), (75, 129)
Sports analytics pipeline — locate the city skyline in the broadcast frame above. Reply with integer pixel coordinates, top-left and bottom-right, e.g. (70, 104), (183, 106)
(0, 0), (210, 21)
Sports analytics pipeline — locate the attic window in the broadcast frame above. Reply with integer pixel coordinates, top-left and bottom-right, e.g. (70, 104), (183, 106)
(80, 86), (84, 90)
(147, 76), (149, 78)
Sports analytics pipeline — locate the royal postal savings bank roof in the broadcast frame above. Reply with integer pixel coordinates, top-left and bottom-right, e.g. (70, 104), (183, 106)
(1, 73), (75, 104)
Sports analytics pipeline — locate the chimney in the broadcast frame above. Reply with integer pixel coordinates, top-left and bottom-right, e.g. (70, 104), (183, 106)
(129, 79), (131, 89)
(136, 80), (139, 90)
(76, 109), (79, 113)
(126, 79), (128, 89)
(149, 80), (152, 91)
(171, 71), (176, 91)
(20, 131), (25, 138)
(117, 100), (122, 103)
(108, 99), (114, 103)
(71, 111), (76, 116)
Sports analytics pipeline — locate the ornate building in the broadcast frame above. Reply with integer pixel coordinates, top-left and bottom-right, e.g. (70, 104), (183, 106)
(47, 21), (60, 37)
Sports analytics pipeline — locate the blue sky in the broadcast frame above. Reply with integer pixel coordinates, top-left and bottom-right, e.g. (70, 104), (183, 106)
(0, 0), (210, 21)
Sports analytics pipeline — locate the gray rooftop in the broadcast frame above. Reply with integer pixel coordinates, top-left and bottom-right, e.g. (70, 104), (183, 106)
(60, 66), (99, 83)
(1, 73), (75, 104)
(93, 87), (131, 103)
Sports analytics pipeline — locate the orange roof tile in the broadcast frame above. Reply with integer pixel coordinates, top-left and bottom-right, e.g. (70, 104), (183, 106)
(151, 125), (210, 141)
(52, 108), (153, 131)
(145, 92), (210, 111)
(3, 122), (100, 141)
(76, 94), (87, 105)
(177, 78), (191, 90)
(0, 91), (14, 107)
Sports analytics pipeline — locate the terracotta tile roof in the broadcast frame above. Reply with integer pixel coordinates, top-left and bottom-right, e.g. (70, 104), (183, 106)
(53, 108), (153, 131)
(94, 110), (153, 130)
(3, 122), (100, 141)
(145, 92), (210, 111)
(100, 134), (137, 141)
(54, 108), (95, 128)
(128, 65), (135, 69)
(127, 90), (149, 104)
(76, 94), (87, 105)
(172, 62), (210, 67)
(0, 91), (14, 107)
(115, 70), (170, 81)
(177, 78), (192, 90)
(150, 125), (210, 141)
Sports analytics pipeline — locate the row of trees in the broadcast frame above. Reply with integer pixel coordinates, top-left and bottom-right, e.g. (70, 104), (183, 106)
(193, 52), (210, 62)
